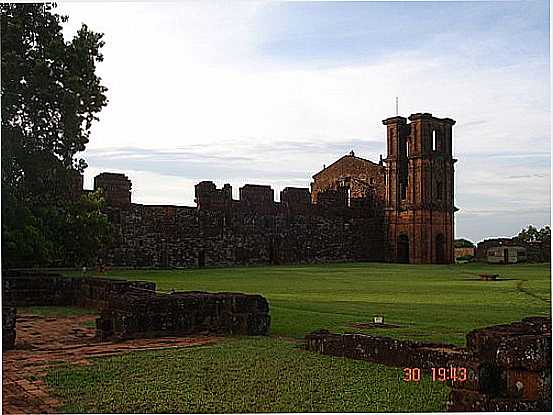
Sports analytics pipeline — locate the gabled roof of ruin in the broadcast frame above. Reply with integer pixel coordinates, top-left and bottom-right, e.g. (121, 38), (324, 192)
(312, 154), (382, 179)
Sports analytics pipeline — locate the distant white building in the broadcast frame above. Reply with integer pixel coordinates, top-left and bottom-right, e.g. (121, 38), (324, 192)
(487, 246), (527, 264)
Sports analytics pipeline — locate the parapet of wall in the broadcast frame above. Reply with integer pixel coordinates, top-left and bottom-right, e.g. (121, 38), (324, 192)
(94, 172), (132, 209)
(280, 187), (312, 213)
(305, 317), (551, 412)
(195, 181), (232, 211)
(97, 291), (270, 340)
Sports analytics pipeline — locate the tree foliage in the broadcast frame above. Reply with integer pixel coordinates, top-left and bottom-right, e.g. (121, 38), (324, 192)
(1, 3), (110, 267)
(454, 238), (475, 248)
(516, 225), (551, 244)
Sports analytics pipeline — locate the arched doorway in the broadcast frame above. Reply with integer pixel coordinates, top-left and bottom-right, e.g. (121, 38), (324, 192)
(397, 234), (410, 263)
(436, 234), (446, 264)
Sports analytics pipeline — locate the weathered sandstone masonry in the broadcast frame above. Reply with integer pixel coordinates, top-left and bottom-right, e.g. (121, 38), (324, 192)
(305, 317), (551, 412)
(383, 113), (456, 264)
(96, 175), (385, 268)
(305, 329), (468, 369)
(96, 291), (270, 340)
(2, 271), (270, 346)
(448, 317), (551, 411)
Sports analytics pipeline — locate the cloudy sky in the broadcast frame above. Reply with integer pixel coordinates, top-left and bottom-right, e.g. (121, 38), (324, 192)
(58, 0), (550, 243)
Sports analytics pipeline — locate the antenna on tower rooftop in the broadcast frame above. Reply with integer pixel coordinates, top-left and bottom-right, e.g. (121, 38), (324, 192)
(395, 97), (399, 115)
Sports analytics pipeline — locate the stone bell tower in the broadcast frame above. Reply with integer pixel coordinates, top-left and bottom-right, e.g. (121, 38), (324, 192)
(383, 113), (456, 264)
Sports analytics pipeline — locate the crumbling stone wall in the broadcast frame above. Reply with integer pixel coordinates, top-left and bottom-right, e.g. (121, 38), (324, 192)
(94, 172), (132, 209)
(447, 317), (551, 412)
(100, 188), (385, 268)
(89, 166), (386, 268)
(97, 291), (270, 340)
(305, 330), (469, 369)
(2, 271), (77, 306)
(2, 272), (271, 345)
(305, 317), (551, 412)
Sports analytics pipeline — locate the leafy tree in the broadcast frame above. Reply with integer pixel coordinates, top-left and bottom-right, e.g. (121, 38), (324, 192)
(454, 238), (475, 248)
(538, 226), (551, 243)
(54, 189), (112, 266)
(1, 3), (110, 267)
(516, 225), (550, 243)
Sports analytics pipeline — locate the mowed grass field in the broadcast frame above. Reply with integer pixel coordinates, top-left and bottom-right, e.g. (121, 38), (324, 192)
(46, 262), (550, 413)
(46, 338), (449, 413)
(75, 261), (550, 344)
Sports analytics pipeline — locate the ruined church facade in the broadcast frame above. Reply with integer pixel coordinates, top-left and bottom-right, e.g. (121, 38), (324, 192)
(91, 113), (456, 267)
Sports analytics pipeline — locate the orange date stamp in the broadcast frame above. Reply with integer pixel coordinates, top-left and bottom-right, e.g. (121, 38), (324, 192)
(403, 367), (468, 382)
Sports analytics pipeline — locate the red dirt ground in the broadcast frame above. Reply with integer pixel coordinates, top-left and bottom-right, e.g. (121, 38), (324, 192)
(2, 313), (221, 414)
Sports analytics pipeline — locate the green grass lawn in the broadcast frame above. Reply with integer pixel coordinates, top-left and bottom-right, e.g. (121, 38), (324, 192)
(72, 262), (551, 345)
(17, 306), (96, 317)
(47, 262), (549, 413)
(45, 337), (449, 413)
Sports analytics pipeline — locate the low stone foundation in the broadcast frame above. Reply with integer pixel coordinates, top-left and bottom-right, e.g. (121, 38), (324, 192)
(305, 317), (551, 412)
(2, 271), (270, 344)
(96, 291), (270, 340)
(305, 330), (468, 369)
(2, 307), (16, 350)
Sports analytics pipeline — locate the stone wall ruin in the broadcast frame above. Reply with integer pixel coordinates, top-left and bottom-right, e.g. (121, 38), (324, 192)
(2, 271), (270, 345)
(97, 175), (385, 268)
(305, 317), (552, 412)
(96, 291), (270, 340)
